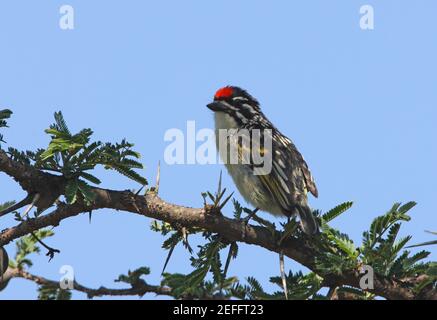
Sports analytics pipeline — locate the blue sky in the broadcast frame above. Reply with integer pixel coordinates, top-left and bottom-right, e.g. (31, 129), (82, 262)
(0, 1), (436, 299)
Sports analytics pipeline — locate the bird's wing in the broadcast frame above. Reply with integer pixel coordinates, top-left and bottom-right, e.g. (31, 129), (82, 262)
(278, 134), (318, 198)
(262, 131), (318, 206)
(300, 158), (318, 198)
(235, 126), (318, 212)
(231, 128), (295, 210)
(248, 130), (307, 211)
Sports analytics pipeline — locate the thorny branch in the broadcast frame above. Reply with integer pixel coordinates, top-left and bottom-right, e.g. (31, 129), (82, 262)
(0, 149), (436, 300)
(0, 267), (175, 299)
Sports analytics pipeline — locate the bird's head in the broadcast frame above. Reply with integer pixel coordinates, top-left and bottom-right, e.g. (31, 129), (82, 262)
(207, 86), (261, 122)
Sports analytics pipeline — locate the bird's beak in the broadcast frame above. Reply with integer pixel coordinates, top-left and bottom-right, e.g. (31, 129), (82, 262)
(206, 101), (224, 112)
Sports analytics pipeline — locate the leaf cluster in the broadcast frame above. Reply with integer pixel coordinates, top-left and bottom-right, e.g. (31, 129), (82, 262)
(7, 111), (147, 205)
(0, 109), (12, 145)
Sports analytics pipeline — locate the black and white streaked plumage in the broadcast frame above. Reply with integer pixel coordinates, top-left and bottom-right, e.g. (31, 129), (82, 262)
(207, 86), (319, 235)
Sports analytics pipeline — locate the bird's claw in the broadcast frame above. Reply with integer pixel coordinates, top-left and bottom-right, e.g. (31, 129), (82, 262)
(239, 208), (259, 240)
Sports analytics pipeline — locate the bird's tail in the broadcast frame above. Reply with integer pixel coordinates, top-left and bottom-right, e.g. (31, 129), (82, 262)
(296, 204), (319, 235)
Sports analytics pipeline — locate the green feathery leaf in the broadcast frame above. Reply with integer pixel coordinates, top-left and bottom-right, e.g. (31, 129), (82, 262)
(322, 201), (353, 222)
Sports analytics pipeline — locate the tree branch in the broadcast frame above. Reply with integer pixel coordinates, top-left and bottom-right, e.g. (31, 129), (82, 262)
(1, 267), (175, 299)
(1, 149), (436, 300)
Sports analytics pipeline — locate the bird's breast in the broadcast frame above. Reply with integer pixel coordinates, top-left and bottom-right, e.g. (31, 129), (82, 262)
(213, 112), (284, 216)
(214, 112), (239, 131)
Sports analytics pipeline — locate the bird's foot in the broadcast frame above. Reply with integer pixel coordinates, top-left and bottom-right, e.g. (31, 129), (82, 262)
(240, 208), (259, 224)
(277, 217), (299, 247)
(239, 208), (259, 240)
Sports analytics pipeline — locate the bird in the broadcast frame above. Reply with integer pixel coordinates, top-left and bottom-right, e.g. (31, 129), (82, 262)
(207, 86), (319, 235)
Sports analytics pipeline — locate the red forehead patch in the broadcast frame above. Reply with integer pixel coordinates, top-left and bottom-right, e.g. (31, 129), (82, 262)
(214, 87), (234, 100)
